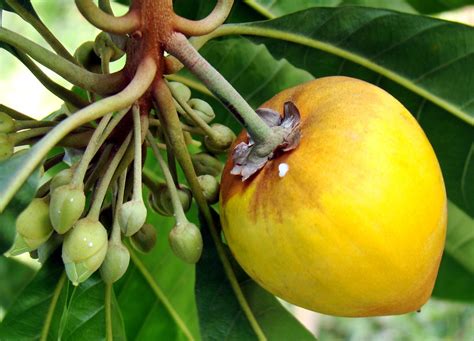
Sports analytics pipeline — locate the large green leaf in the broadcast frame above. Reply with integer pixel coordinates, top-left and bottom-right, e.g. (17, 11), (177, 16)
(0, 253), (126, 340)
(407, 0), (474, 14)
(195, 211), (316, 340)
(244, 0), (417, 18)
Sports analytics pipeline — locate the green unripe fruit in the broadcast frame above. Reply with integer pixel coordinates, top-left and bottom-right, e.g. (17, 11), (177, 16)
(0, 112), (15, 133)
(204, 124), (236, 154)
(131, 223), (157, 253)
(169, 222), (203, 264)
(118, 200), (147, 236)
(0, 133), (14, 161)
(168, 82), (191, 103)
(186, 98), (215, 125)
(62, 218), (108, 285)
(94, 32), (125, 61)
(50, 168), (74, 192)
(49, 184), (86, 234)
(197, 175), (219, 204)
(74, 41), (102, 73)
(159, 187), (192, 217)
(191, 153), (224, 177)
(7, 198), (54, 256)
(100, 241), (130, 284)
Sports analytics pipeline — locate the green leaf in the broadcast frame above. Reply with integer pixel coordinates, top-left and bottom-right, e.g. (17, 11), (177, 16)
(407, 0), (474, 14)
(0, 151), (41, 253)
(0, 254), (126, 340)
(195, 211), (315, 340)
(244, 0), (417, 18)
(433, 253), (474, 301)
(115, 182), (200, 340)
(0, 256), (36, 314)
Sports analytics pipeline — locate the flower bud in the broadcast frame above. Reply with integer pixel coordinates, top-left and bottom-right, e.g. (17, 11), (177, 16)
(118, 200), (147, 236)
(100, 241), (130, 284)
(158, 187), (192, 217)
(50, 168), (74, 192)
(186, 98), (215, 125)
(197, 175), (219, 204)
(169, 222), (203, 264)
(168, 82), (191, 103)
(0, 112), (15, 133)
(0, 133), (14, 161)
(7, 198), (53, 256)
(130, 223), (157, 253)
(191, 153), (224, 177)
(62, 218), (108, 285)
(49, 184), (86, 234)
(204, 124), (236, 153)
(94, 32), (125, 61)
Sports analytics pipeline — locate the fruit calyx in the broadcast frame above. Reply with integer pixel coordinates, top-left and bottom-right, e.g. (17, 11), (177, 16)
(231, 101), (301, 180)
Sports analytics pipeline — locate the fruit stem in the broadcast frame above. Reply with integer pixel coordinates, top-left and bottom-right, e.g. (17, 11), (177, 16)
(149, 118), (203, 134)
(97, 107), (131, 147)
(71, 113), (113, 187)
(100, 48), (113, 75)
(131, 105), (144, 202)
(105, 283), (113, 341)
(6, 0), (78, 64)
(0, 57), (156, 213)
(0, 27), (126, 95)
(75, 0), (139, 35)
(84, 144), (113, 191)
(88, 133), (131, 220)
(111, 170), (127, 243)
(14, 120), (57, 131)
(165, 32), (275, 145)
(152, 80), (266, 339)
(0, 104), (31, 121)
(146, 131), (187, 225)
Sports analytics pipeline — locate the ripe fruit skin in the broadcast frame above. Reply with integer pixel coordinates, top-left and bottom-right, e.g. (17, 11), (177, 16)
(220, 76), (447, 317)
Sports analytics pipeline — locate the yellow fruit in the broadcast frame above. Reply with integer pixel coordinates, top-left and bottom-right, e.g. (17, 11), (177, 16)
(219, 76), (447, 317)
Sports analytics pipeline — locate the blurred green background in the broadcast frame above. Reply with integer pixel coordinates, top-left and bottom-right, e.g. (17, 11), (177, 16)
(1, 1), (473, 340)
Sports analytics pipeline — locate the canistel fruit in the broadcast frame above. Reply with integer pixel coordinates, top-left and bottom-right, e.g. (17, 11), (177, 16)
(219, 76), (447, 317)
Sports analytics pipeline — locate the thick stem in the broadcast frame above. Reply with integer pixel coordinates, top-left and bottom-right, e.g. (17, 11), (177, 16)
(0, 57), (156, 212)
(0, 104), (31, 120)
(166, 32), (273, 144)
(15, 120), (57, 131)
(149, 118), (202, 135)
(75, 0), (139, 35)
(105, 284), (113, 341)
(0, 27), (126, 96)
(131, 105), (143, 202)
(11, 127), (52, 144)
(6, 0), (77, 64)
(173, 0), (234, 36)
(146, 131), (187, 224)
(88, 133), (131, 220)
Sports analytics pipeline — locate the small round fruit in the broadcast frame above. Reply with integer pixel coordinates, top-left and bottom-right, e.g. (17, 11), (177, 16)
(131, 223), (157, 253)
(169, 222), (203, 264)
(158, 187), (192, 217)
(168, 82), (192, 103)
(220, 76), (447, 317)
(204, 124), (236, 153)
(0, 112), (15, 133)
(185, 98), (215, 125)
(191, 153), (223, 177)
(62, 218), (108, 285)
(50, 168), (74, 192)
(8, 198), (53, 255)
(197, 175), (219, 204)
(49, 184), (86, 234)
(100, 242), (130, 284)
(118, 200), (147, 236)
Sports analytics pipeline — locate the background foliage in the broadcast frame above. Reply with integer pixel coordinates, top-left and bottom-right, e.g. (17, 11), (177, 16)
(0, 0), (473, 340)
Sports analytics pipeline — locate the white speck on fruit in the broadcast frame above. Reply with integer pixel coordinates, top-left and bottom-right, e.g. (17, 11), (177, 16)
(278, 163), (289, 178)
(88, 242), (93, 247)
